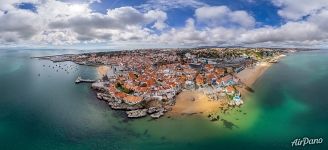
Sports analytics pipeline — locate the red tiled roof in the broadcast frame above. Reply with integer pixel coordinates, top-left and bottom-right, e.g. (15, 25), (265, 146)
(123, 95), (143, 104)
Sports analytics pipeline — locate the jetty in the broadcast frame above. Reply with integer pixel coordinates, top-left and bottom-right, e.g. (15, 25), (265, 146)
(75, 76), (95, 84)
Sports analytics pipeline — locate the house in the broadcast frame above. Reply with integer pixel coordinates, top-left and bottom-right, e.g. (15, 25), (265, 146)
(215, 68), (225, 77)
(226, 67), (234, 73)
(221, 75), (233, 86)
(233, 94), (243, 106)
(123, 95), (143, 105)
(204, 64), (214, 72)
(195, 74), (205, 86)
(128, 71), (138, 80)
(216, 78), (223, 87)
(225, 86), (235, 95)
(114, 92), (127, 100)
(185, 80), (195, 89)
(233, 76), (240, 84)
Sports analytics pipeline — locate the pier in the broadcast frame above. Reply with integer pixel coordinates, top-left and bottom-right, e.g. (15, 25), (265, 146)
(75, 76), (95, 84)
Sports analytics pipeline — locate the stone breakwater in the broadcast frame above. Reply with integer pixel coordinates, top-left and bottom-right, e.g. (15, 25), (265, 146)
(75, 76), (96, 84)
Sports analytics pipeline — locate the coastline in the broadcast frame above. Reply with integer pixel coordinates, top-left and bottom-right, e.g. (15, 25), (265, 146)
(169, 54), (286, 117)
(235, 62), (272, 87)
(235, 54), (286, 96)
(39, 48), (289, 119)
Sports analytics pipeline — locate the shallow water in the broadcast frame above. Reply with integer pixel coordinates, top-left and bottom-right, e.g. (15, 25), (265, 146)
(0, 49), (327, 150)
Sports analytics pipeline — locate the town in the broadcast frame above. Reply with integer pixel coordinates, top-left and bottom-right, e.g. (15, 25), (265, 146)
(42, 48), (289, 118)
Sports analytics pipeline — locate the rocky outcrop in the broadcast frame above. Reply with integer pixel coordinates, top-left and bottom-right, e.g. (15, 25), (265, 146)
(94, 83), (168, 119)
(91, 82), (108, 92)
(228, 100), (244, 106)
(147, 107), (165, 119)
(150, 111), (164, 119)
(147, 107), (158, 114)
(126, 109), (148, 118)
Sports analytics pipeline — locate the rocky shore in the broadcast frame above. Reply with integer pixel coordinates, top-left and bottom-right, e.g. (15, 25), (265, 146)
(92, 81), (167, 119)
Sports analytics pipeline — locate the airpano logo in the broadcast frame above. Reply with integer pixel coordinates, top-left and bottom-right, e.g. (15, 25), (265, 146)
(291, 137), (323, 147)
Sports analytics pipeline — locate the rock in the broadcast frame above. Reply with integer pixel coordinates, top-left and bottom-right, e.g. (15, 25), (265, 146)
(147, 107), (158, 114)
(126, 109), (148, 118)
(97, 93), (117, 102)
(110, 103), (129, 110)
(96, 93), (103, 100)
(126, 105), (143, 110)
(210, 118), (218, 121)
(150, 111), (164, 119)
(91, 82), (108, 92)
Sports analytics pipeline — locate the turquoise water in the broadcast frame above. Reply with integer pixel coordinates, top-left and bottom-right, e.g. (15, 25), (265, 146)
(0, 49), (327, 150)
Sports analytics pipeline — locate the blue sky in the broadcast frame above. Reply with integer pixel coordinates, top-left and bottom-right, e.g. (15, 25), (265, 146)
(88, 0), (283, 28)
(1, 0), (328, 49)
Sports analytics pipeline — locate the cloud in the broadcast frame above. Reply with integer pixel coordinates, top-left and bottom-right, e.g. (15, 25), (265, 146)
(234, 2), (328, 45)
(272, 0), (328, 20)
(0, 8), (41, 43)
(236, 21), (324, 44)
(48, 6), (167, 42)
(195, 6), (255, 28)
(137, 0), (207, 11)
(158, 18), (245, 46)
(159, 18), (208, 45)
(2, 0), (328, 48)
(145, 10), (167, 30)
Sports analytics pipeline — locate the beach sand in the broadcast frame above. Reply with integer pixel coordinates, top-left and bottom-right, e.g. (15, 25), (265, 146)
(235, 62), (272, 87)
(235, 54), (286, 94)
(97, 65), (109, 78)
(169, 91), (228, 116)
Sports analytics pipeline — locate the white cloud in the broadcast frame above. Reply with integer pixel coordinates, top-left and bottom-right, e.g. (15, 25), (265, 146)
(236, 21), (324, 44)
(35, 29), (79, 45)
(2, 0), (328, 48)
(159, 18), (208, 45)
(145, 10), (167, 30)
(158, 18), (245, 46)
(0, 8), (41, 43)
(272, 0), (328, 20)
(48, 6), (167, 42)
(137, 0), (207, 11)
(0, 0), (168, 45)
(195, 6), (255, 28)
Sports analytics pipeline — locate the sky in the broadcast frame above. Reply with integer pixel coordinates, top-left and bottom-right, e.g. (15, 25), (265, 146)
(1, 0), (328, 49)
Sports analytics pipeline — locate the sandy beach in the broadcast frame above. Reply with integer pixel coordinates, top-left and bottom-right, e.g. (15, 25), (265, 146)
(236, 54), (286, 87)
(97, 66), (109, 78)
(169, 91), (228, 116)
(235, 62), (272, 87)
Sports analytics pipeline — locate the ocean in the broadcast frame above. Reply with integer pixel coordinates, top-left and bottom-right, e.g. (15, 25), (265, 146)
(0, 49), (327, 150)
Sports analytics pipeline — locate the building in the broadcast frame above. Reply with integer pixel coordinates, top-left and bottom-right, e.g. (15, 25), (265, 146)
(123, 95), (143, 105)
(195, 74), (205, 86)
(225, 86), (235, 95)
